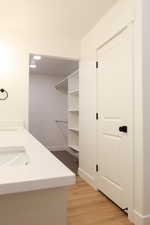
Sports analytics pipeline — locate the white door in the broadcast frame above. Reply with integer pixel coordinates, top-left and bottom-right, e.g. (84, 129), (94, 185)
(96, 27), (133, 210)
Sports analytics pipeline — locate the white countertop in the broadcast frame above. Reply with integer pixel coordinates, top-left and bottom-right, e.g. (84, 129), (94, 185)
(0, 128), (75, 195)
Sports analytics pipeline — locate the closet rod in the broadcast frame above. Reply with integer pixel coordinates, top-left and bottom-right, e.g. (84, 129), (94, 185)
(55, 120), (68, 123)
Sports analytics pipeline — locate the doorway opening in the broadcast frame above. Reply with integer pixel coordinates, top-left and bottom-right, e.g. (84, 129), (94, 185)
(29, 54), (79, 174)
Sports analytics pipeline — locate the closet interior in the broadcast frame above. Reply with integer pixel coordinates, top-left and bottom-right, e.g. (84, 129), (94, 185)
(29, 54), (79, 174)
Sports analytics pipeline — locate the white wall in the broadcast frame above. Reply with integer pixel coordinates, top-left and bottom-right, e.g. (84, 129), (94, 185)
(0, 1), (80, 128)
(79, 0), (138, 222)
(29, 73), (68, 151)
(0, 36), (79, 128)
(0, 41), (28, 127)
(80, 0), (150, 224)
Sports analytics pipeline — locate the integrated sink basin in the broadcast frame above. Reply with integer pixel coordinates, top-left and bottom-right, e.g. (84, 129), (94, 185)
(0, 146), (30, 167)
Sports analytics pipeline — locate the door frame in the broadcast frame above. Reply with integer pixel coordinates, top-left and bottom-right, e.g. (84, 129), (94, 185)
(95, 23), (134, 222)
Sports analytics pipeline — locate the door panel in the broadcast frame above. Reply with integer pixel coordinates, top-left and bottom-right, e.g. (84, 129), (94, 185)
(97, 27), (133, 209)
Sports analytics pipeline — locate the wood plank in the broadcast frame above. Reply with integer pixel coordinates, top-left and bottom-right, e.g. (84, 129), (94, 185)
(67, 177), (134, 225)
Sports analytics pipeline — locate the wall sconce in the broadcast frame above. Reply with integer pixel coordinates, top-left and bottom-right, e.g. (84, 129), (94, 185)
(0, 89), (8, 100)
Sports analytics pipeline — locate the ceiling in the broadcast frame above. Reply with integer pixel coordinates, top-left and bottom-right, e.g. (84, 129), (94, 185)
(0, 0), (118, 40)
(29, 55), (78, 77)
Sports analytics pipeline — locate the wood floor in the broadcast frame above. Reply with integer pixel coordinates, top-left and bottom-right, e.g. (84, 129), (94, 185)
(68, 176), (134, 225)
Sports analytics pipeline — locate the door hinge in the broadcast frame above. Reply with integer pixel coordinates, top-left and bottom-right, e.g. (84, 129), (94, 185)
(96, 61), (98, 69)
(96, 113), (99, 120)
(96, 164), (99, 172)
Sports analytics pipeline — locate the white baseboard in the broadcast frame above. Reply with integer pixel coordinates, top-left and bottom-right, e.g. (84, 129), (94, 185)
(47, 145), (68, 151)
(134, 210), (150, 225)
(79, 169), (150, 225)
(78, 168), (96, 190)
(77, 171), (150, 225)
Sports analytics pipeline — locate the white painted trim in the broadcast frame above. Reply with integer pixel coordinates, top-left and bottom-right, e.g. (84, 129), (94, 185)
(127, 23), (135, 223)
(93, 20), (134, 58)
(134, 211), (150, 225)
(132, 2), (144, 225)
(47, 146), (68, 152)
(67, 70), (79, 79)
(96, 25), (128, 52)
(78, 168), (96, 190)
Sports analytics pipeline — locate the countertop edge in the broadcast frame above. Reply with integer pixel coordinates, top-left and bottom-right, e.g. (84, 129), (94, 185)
(0, 175), (76, 196)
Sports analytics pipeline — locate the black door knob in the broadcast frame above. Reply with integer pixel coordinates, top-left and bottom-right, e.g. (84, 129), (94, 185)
(119, 126), (128, 133)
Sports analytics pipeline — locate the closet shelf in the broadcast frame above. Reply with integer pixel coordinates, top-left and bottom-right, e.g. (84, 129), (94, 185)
(68, 128), (79, 132)
(69, 144), (79, 152)
(68, 89), (79, 95)
(55, 78), (68, 90)
(68, 70), (79, 153)
(68, 109), (79, 112)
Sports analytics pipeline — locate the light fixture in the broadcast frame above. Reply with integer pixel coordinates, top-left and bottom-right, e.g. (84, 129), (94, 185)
(30, 64), (37, 69)
(33, 55), (42, 60)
